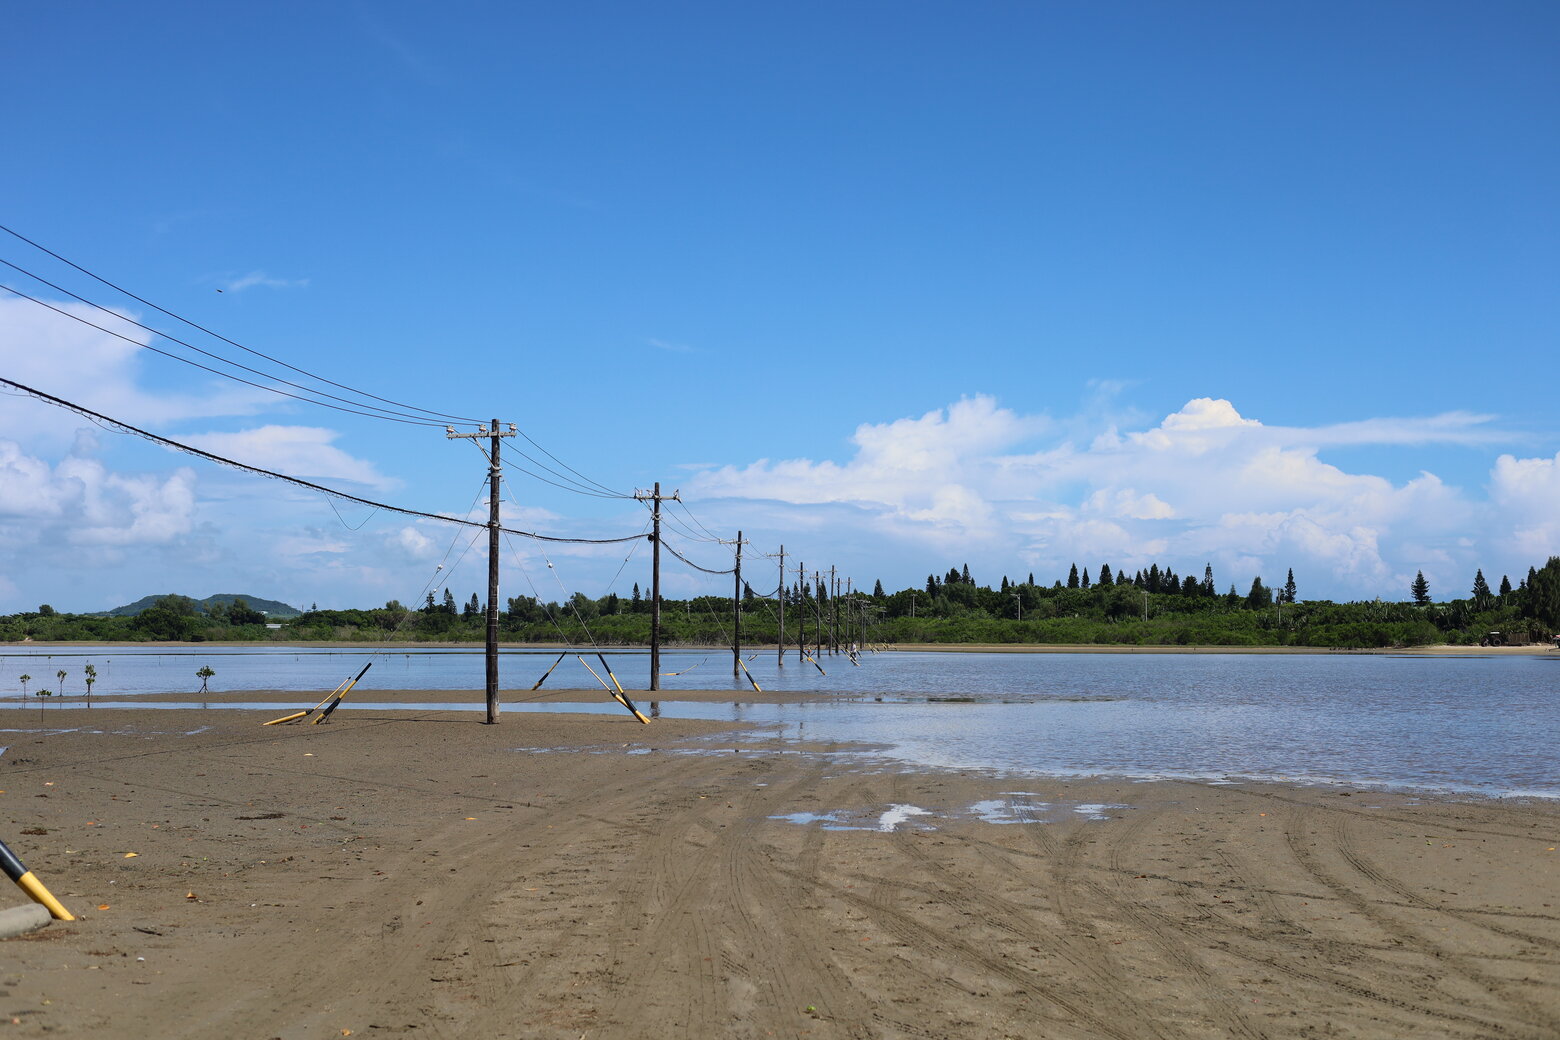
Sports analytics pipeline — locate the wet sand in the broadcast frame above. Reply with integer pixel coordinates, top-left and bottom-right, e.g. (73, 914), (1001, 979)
(0, 704), (1556, 1039)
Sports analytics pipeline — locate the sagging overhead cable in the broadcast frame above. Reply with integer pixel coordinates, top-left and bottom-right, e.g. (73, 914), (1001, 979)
(660, 537), (736, 576)
(0, 222), (476, 424)
(0, 262), (451, 427)
(1, 285), (451, 426)
(1, 378), (647, 546)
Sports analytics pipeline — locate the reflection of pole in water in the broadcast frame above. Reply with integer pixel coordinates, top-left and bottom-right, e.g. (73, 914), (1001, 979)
(650, 701), (660, 719)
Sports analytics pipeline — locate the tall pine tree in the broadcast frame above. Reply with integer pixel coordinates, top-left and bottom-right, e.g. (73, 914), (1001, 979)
(1471, 569), (1492, 606)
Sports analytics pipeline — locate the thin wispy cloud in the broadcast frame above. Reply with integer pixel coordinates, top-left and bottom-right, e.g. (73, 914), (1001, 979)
(648, 337), (695, 354)
(220, 271), (310, 293)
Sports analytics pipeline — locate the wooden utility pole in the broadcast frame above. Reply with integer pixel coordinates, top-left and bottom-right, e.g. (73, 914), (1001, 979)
(446, 419), (515, 724)
(634, 483), (678, 691)
(776, 545), (786, 666)
(830, 566), (838, 654)
(845, 577), (852, 650)
(814, 569), (825, 654)
(732, 530), (743, 678)
(797, 561), (806, 661)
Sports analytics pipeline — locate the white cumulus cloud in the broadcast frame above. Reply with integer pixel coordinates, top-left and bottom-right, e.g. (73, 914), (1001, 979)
(180, 425), (397, 490)
(685, 395), (1547, 599)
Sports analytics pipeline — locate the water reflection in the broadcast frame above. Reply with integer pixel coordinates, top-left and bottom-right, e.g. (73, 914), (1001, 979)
(1, 649), (1556, 799)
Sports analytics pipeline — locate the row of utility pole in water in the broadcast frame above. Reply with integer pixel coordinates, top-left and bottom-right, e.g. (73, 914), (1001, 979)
(451, 423), (867, 724)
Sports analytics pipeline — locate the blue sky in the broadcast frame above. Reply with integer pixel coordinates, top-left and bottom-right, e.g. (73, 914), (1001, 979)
(2, 2), (1557, 613)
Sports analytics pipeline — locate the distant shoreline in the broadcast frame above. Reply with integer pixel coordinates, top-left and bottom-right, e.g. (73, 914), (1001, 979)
(3, 638), (1554, 655)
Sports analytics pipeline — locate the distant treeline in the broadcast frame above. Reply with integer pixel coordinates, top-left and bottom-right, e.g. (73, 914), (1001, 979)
(6, 558), (1558, 649)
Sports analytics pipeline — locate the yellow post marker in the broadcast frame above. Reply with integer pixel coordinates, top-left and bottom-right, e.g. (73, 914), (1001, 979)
(737, 658), (763, 693)
(311, 662), (373, 724)
(575, 655), (614, 693)
(530, 653), (567, 691)
(262, 710), (310, 727)
(595, 654), (627, 695)
(577, 657), (650, 724)
(0, 838), (73, 921)
(264, 678), (352, 726)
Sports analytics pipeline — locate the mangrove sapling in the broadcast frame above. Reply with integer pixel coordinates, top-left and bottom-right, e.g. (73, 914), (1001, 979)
(83, 663), (96, 708)
(17, 674), (29, 701)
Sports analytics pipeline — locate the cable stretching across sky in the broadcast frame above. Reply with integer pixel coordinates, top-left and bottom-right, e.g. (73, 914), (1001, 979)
(0, 221), (476, 425)
(1, 378), (646, 547)
(0, 278), (451, 428)
(2, 223), (635, 500)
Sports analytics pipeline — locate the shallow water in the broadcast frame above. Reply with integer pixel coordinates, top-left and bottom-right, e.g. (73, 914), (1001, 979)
(2, 646), (1555, 798)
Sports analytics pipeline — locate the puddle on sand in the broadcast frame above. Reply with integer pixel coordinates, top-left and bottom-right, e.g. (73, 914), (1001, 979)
(770, 811), (865, 831)
(767, 805), (935, 832)
(877, 804), (931, 831)
(772, 798), (1133, 829)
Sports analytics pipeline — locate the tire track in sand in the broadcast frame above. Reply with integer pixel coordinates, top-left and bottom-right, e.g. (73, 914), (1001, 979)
(1284, 805), (1559, 1040)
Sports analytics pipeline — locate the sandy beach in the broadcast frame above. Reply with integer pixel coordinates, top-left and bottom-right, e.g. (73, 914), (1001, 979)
(0, 699), (1556, 1039)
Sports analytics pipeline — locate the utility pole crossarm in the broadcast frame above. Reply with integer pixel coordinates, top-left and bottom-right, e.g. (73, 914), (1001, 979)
(633, 484), (680, 692)
(445, 420), (516, 724)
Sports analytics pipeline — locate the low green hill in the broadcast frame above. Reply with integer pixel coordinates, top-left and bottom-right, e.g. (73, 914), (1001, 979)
(105, 593), (303, 618)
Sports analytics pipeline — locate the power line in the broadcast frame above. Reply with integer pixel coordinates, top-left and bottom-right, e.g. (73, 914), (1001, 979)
(512, 427), (631, 499)
(1, 256), (460, 426)
(2, 378), (648, 546)
(673, 498), (726, 542)
(0, 222), (476, 424)
(2, 226), (630, 501)
(0, 283), (448, 427)
(660, 535), (737, 576)
(464, 437), (631, 501)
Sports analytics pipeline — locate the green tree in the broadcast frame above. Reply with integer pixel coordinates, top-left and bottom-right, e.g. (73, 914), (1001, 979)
(1412, 571), (1431, 605)
(1245, 577), (1271, 610)
(1098, 563), (1113, 586)
(1081, 568), (1091, 588)
(226, 598), (266, 625)
(56, 668), (67, 695)
(1067, 563), (1079, 589)
(38, 604), (55, 616)
(1521, 557), (1560, 629)
(1499, 574), (1512, 598)
(83, 663), (97, 706)
(197, 665), (215, 694)
(442, 589), (457, 615)
(873, 579), (884, 598)
(133, 595), (202, 640)
(1283, 568), (1297, 604)
(1471, 569), (1492, 607)
(17, 674), (29, 699)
